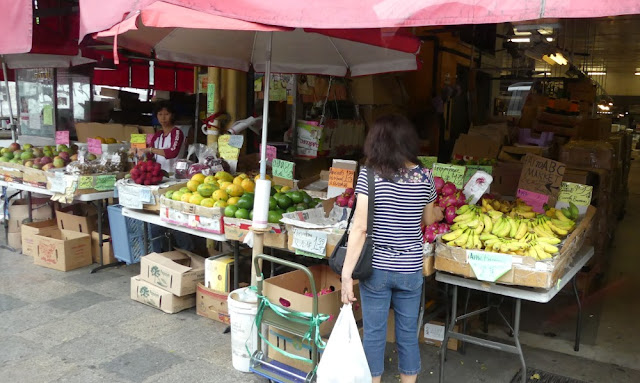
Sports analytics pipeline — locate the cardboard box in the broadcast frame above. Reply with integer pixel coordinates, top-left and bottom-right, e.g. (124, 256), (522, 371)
(159, 197), (224, 234)
(267, 327), (326, 373)
(33, 229), (92, 272)
(263, 264), (361, 336)
(435, 206), (595, 288)
(140, 250), (205, 296)
(577, 118), (611, 141)
(559, 140), (615, 170)
(517, 154), (566, 205)
(223, 218), (287, 249)
(8, 198), (52, 233)
(196, 282), (230, 324)
(205, 255), (234, 292)
(452, 134), (502, 161)
(8, 232), (22, 251)
(22, 167), (48, 188)
(21, 219), (58, 256)
(75, 122), (140, 143)
(285, 227), (343, 259)
(0, 163), (25, 184)
(91, 232), (117, 264)
(491, 162), (523, 197)
(130, 275), (196, 314)
(420, 321), (460, 351)
(56, 205), (98, 235)
(498, 145), (548, 163)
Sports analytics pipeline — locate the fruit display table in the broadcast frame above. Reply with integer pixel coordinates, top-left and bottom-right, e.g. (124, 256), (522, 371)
(436, 245), (594, 383)
(0, 180), (117, 273)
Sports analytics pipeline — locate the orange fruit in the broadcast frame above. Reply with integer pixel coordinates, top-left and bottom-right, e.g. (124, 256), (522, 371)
(212, 189), (229, 202)
(186, 180), (201, 192)
(225, 183), (244, 197)
(180, 192), (193, 203)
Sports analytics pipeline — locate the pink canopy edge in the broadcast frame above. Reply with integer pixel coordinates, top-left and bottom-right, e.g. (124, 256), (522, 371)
(80, 0), (640, 39)
(0, 0), (33, 54)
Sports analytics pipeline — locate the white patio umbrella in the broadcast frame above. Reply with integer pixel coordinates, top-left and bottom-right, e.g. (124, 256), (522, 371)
(84, 1), (420, 232)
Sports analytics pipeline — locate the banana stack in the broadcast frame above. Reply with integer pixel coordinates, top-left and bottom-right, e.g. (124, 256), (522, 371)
(442, 200), (578, 261)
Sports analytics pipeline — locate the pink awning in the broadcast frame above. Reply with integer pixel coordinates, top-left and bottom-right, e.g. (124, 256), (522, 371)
(80, 0), (640, 37)
(0, 0), (33, 54)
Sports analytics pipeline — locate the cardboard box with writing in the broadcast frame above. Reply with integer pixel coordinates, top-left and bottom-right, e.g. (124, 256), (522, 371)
(196, 282), (230, 324)
(130, 276), (195, 314)
(21, 219), (58, 257)
(56, 205), (98, 235)
(263, 265), (361, 336)
(33, 229), (92, 272)
(205, 255), (234, 292)
(267, 327), (327, 373)
(140, 250), (205, 296)
(75, 122), (140, 143)
(386, 311), (459, 350)
(223, 218), (287, 250)
(91, 232), (117, 264)
(8, 198), (52, 233)
(517, 154), (566, 205)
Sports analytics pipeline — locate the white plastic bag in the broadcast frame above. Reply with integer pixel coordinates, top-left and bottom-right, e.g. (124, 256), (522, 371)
(316, 304), (372, 383)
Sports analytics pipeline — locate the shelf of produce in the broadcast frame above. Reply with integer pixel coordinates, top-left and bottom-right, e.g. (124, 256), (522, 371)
(121, 207), (227, 242)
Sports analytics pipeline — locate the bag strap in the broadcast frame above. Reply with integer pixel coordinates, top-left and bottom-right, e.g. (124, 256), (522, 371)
(366, 167), (374, 236)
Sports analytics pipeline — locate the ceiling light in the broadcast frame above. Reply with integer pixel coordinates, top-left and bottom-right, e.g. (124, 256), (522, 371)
(609, 102), (613, 106)
(546, 37), (554, 42)
(548, 53), (568, 65)
(588, 71), (607, 76)
(635, 72), (640, 75)
(509, 38), (530, 43)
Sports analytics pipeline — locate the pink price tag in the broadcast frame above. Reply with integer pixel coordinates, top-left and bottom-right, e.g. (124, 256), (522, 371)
(87, 138), (103, 155)
(146, 134), (154, 146)
(516, 189), (549, 213)
(260, 145), (277, 163)
(55, 130), (70, 145)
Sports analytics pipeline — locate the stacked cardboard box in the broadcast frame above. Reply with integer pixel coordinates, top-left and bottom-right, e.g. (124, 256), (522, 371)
(130, 250), (204, 314)
(197, 253), (234, 324)
(8, 198), (53, 252)
(32, 212), (93, 272)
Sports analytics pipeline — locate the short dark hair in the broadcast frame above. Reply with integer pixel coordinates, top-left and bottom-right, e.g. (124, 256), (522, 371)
(364, 114), (420, 179)
(154, 101), (176, 123)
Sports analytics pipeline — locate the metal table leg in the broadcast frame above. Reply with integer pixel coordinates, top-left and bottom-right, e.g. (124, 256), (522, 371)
(460, 288), (471, 355)
(572, 276), (582, 351)
(513, 299), (526, 383)
(233, 240), (240, 290)
(26, 191), (33, 222)
(91, 199), (124, 273)
(483, 293), (491, 333)
(439, 285), (458, 383)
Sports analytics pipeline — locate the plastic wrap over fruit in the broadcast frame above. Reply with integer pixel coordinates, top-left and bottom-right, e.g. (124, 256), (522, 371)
(174, 159), (193, 179)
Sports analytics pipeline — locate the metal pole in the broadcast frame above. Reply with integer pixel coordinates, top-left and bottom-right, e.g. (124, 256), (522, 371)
(290, 74), (298, 156)
(1, 58), (16, 142)
(259, 32), (272, 180)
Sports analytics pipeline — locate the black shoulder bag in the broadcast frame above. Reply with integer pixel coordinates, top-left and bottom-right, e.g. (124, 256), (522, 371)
(329, 168), (375, 280)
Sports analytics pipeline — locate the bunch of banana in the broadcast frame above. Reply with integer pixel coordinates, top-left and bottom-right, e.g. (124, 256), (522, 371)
(512, 200), (536, 219)
(481, 234), (529, 254)
(545, 202), (579, 222)
(450, 205), (491, 235)
(441, 227), (483, 249)
(483, 198), (514, 213)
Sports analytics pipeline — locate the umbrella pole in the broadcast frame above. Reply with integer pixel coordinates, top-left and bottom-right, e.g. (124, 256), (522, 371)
(1, 58), (16, 142)
(252, 32), (273, 286)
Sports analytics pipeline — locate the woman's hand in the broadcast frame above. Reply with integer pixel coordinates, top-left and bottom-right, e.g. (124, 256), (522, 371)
(433, 206), (444, 222)
(341, 276), (357, 304)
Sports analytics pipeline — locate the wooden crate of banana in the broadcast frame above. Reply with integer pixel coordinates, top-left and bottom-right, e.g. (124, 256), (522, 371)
(434, 198), (596, 288)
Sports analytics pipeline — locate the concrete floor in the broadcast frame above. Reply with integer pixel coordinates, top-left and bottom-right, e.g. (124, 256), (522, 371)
(1, 156), (640, 382)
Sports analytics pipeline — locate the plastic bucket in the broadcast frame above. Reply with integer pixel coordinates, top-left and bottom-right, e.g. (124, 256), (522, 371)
(228, 287), (259, 372)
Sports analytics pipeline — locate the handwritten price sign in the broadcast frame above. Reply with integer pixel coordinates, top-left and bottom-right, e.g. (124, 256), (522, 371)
(272, 159), (295, 180)
(328, 167), (355, 189)
(55, 130), (70, 146)
(516, 188), (549, 213)
(467, 251), (513, 282)
(260, 145), (277, 164)
(218, 135), (240, 161)
(292, 228), (328, 256)
(558, 182), (593, 206)
(87, 138), (103, 155)
(130, 134), (147, 149)
(433, 163), (466, 189)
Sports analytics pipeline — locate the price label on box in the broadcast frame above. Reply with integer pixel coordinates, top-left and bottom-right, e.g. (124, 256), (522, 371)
(78, 176), (93, 190)
(118, 185), (143, 209)
(261, 145), (277, 164)
(227, 135), (244, 149)
(130, 134), (147, 149)
(272, 159), (295, 180)
(433, 163), (466, 188)
(218, 135), (240, 161)
(55, 130), (70, 146)
(516, 188), (549, 213)
(558, 182), (592, 206)
(87, 138), (103, 155)
(328, 167), (355, 189)
(467, 250), (513, 282)
(292, 228), (327, 256)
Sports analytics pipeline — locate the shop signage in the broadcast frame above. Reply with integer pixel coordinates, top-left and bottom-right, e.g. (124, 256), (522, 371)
(207, 84), (215, 115)
(433, 163), (466, 189)
(558, 182), (592, 206)
(87, 138), (103, 155)
(95, 175), (117, 191)
(55, 131), (70, 146)
(328, 167), (355, 189)
(272, 159), (295, 180)
(130, 134), (147, 149)
(218, 135), (240, 161)
(517, 154), (565, 204)
(292, 228), (327, 257)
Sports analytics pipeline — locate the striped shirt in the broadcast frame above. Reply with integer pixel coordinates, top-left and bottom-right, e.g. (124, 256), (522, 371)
(355, 166), (437, 273)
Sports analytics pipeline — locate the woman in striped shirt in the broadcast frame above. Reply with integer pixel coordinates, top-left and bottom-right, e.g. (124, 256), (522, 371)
(341, 115), (442, 382)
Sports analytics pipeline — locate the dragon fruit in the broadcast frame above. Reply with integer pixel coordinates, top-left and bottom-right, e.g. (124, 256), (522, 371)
(444, 205), (457, 224)
(441, 181), (457, 196)
(434, 176), (445, 193)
